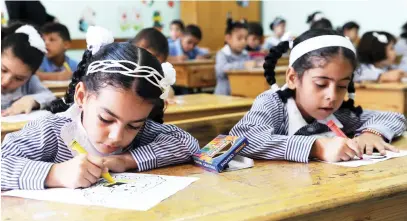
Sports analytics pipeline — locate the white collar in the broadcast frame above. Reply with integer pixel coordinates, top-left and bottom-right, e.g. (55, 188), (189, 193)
(272, 84), (343, 136)
(220, 44), (248, 56)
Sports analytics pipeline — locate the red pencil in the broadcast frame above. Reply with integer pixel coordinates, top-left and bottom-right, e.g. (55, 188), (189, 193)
(326, 120), (362, 159)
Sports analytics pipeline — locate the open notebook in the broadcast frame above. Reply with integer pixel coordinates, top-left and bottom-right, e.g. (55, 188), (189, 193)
(1, 110), (52, 123)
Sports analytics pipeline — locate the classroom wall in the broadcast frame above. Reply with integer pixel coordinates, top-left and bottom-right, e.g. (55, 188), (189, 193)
(262, 0), (407, 37)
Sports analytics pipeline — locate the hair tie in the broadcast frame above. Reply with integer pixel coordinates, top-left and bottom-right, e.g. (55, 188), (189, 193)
(15, 25), (47, 53)
(86, 26), (114, 55)
(372, 32), (388, 44)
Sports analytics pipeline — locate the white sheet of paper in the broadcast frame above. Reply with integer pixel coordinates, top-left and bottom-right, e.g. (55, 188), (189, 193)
(2, 173), (199, 211)
(325, 150), (407, 167)
(1, 110), (52, 123)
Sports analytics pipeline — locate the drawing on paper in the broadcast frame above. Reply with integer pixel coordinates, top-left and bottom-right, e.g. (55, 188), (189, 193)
(80, 174), (167, 204)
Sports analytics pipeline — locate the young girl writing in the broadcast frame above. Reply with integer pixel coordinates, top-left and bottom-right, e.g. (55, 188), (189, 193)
(1, 23), (55, 116)
(230, 29), (406, 163)
(356, 31), (406, 82)
(214, 17), (255, 95)
(1, 26), (199, 190)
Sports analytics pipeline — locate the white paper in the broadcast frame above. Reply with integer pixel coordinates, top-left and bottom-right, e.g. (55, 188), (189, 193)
(1, 110), (52, 123)
(2, 173), (199, 211)
(224, 155), (254, 171)
(324, 150), (407, 167)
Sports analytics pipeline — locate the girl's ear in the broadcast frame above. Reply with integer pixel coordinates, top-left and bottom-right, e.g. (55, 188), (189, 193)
(74, 82), (87, 108)
(286, 67), (297, 90)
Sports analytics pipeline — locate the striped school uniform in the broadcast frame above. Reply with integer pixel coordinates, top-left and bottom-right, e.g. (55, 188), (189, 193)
(230, 89), (407, 163)
(1, 105), (200, 190)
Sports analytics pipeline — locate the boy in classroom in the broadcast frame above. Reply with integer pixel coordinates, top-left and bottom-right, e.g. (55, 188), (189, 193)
(1, 23), (55, 116)
(130, 27), (175, 99)
(341, 21), (360, 46)
(355, 31), (406, 82)
(246, 22), (263, 52)
(168, 19), (184, 44)
(37, 22), (78, 81)
(230, 29), (406, 163)
(1, 26), (199, 190)
(214, 17), (257, 95)
(168, 24), (210, 62)
(262, 17), (292, 51)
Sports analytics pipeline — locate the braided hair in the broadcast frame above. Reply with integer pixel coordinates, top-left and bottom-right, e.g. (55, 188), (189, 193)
(263, 29), (363, 116)
(47, 42), (165, 124)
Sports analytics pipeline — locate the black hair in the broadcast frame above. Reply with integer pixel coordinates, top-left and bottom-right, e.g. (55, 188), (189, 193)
(48, 43), (166, 124)
(357, 31), (396, 64)
(342, 21), (360, 31)
(131, 28), (169, 61)
(247, 22), (263, 37)
(310, 18), (333, 30)
(183, 24), (203, 40)
(41, 22), (71, 41)
(269, 17), (286, 31)
(225, 17), (248, 35)
(170, 19), (185, 32)
(307, 11), (323, 24)
(400, 22), (407, 39)
(263, 29), (362, 116)
(1, 23), (45, 73)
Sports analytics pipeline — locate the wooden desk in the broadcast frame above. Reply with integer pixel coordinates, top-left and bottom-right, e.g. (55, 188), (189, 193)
(172, 60), (216, 88)
(3, 135), (407, 220)
(42, 81), (70, 93)
(226, 66), (288, 98)
(165, 94), (253, 122)
(354, 83), (407, 115)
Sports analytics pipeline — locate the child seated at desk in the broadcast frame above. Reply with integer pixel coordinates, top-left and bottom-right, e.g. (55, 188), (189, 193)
(37, 22), (78, 81)
(395, 22), (407, 72)
(214, 17), (257, 95)
(1, 26), (199, 190)
(168, 19), (184, 44)
(263, 17), (293, 51)
(168, 24), (210, 62)
(246, 22), (263, 52)
(230, 29), (407, 163)
(1, 23), (55, 116)
(131, 27), (175, 99)
(340, 21), (360, 46)
(355, 31), (406, 82)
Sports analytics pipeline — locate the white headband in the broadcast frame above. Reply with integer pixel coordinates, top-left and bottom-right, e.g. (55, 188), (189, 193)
(15, 25), (47, 53)
(85, 26), (176, 100)
(289, 35), (356, 67)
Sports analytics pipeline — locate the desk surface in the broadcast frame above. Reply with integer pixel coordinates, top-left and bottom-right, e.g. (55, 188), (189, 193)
(2, 135), (407, 221)
(355, 82), (407, 90)
(165, 94), (253, 115)
(226, 66), (288, 75)
(171, 59), (215, 66)
(42, 81), (70, 89)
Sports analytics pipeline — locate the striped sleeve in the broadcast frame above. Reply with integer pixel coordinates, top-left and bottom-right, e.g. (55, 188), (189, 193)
(129, 121), (200, 171)
(356, 110), (407, 142)
(1, 116), (61, 190)
(230, 92), (316, 163)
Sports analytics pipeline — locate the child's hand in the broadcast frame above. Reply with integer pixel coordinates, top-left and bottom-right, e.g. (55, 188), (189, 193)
(2, 96), (39, 116)
(57, 69), (73, 80)
(353, 133), (399, 155)
(103, 152), (137, 173)
(379, 70), (404, 82)
(176, 55), (188, 62)
(244, 60), (257, 69)
(45, 154), (107, 188)
(311, 137), (363, 162)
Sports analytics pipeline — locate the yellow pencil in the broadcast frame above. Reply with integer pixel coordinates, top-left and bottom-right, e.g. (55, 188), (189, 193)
(70, 140), (116, 184)
(63, 62), (72, 72)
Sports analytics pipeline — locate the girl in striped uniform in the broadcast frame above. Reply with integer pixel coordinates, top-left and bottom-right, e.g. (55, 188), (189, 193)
(2, 26), (199, 190)
(230, 29), (407, 163)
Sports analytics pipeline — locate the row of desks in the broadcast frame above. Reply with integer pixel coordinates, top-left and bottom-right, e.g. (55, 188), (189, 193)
(3, 134), (407, 220)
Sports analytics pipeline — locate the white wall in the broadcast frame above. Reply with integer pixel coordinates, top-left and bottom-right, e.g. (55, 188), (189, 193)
(262, 0), (407, 37)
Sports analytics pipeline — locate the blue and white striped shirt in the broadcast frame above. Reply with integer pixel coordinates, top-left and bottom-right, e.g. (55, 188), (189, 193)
(1, 114), (200, 190)
(230, 90), (407, 163)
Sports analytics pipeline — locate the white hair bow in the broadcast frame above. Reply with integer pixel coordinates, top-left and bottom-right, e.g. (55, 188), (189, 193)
(15, 25), (47, 53)
(372, 32), (388, 44)
(86, 26), (114, 55)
